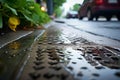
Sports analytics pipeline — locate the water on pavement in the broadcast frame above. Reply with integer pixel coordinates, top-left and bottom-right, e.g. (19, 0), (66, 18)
(20, 22), (120, 80)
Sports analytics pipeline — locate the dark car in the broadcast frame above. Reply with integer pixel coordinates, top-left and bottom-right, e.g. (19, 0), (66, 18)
(66, 11), (78, 18)
(78, 0), (120, 21)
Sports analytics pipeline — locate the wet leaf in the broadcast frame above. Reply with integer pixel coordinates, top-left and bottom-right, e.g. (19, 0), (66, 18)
(8, 16), (20, 31)
(4, 4), (18, 15)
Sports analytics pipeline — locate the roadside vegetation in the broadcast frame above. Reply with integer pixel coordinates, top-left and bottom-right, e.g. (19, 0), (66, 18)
(0, 0), (50, 31)
(53, 0), (66, 17)
(72, 4), (80, 11)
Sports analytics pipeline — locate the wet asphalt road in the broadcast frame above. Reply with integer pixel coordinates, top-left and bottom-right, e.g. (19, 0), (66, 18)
(66, 18), (120, 41)
(19, 21), (120, 80)
(57, 18), (120, 49)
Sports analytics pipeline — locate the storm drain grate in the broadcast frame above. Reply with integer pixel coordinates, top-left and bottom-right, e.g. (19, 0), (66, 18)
(20, 27), (120, 80)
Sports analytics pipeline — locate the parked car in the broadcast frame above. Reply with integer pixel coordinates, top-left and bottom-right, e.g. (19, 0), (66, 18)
(78, 0), (120, 21)
(66, 11), (78, 18)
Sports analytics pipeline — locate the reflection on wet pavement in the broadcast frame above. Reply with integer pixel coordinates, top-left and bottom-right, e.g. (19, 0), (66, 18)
(0, 30), (45, 80)
(20, 23), (120, 80)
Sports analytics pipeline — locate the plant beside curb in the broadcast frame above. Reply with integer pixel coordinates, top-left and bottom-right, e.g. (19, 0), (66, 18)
(0, 0), (50, 32)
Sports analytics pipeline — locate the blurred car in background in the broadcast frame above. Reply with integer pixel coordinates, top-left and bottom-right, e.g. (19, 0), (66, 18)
(66, 10), (78, 18)
(78, 0), (120, 21)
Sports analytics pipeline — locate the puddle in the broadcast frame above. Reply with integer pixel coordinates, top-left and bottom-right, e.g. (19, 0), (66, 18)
(0, 30), (44, 80)
(59, 47), (120, 80)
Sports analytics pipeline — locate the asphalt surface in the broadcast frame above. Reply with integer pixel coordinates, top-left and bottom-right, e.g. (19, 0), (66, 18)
(19, 21), (120, 80)
(0, 20), (120, 80)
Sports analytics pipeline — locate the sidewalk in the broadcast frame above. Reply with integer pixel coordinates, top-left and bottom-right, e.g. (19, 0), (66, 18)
(0, 30), (33, 48)
(0, 22), (52, 80)
(0, 22), (52, 49)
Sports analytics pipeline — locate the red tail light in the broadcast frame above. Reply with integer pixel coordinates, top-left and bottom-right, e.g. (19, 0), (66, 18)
(95, 0), (103, 5)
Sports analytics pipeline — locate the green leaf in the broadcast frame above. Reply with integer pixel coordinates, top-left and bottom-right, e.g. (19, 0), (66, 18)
(15, 0), (26, 8)
(32, 13), (39, 23)
(5, 4), (18, 15)
(22, 8), (32, 14)
(0, 13), (3, 28)
(21, 11), (35, 24)
(22, 13), (32, 21)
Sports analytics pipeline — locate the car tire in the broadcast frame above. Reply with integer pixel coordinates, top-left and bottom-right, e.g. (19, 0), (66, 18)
(95, 16), (99, 21)
(106, 16), (111, 21)
(87, 10), (93, 21)
(79, 16), (83, 20)
(78, 14), (83, 20)
(116, 15), (120, 21)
